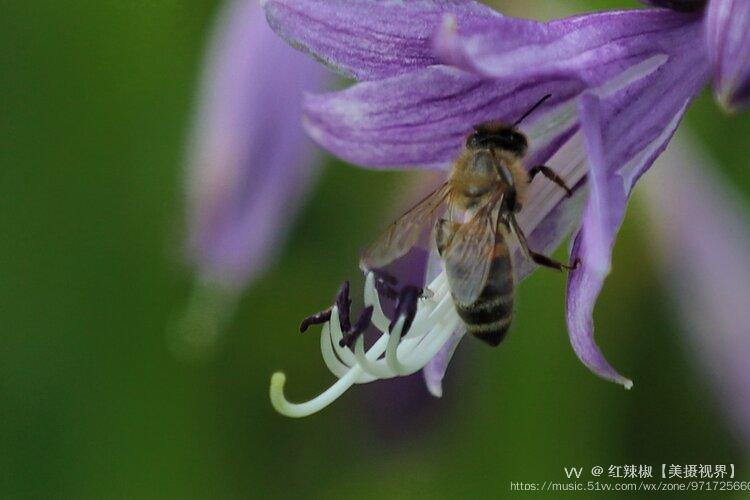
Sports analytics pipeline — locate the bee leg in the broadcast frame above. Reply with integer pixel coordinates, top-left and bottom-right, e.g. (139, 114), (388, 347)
(527, 251), (578, 272)
(528, 165), (573, 198)
(509, 215), (578, 272)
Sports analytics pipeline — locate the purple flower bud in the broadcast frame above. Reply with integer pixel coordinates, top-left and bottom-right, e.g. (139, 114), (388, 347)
(644, 133), (750, 447)
(186, 0), (327, 290)
(705, 0), (750, 112)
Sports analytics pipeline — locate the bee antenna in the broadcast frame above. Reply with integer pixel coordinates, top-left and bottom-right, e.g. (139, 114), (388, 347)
(513, 94), (552, 127)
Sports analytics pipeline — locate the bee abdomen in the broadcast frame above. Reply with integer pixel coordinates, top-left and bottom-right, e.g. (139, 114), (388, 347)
(457, 247), (514, 347)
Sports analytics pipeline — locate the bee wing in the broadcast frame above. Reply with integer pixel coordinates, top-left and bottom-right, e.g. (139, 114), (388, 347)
(441, 200), (504, 305)
(360, 182), (451, 271)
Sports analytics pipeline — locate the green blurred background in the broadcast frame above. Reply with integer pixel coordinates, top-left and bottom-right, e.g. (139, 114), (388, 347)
(1, 0), (749, 498)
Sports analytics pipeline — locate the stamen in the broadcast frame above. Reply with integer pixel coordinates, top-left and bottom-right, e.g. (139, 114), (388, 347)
(300, 281), (353, 334)
(329, 307), (357, 367)
(270, 369), (361, 418)
(270, 271), (460, 417)
(364, 273), (390, 331)
(402, 315), (462, 370)
(385, 316), (409, 375)
(335, 281), (352, 332)
(299, 309), (331, 333)
(353, 334), (393, 379)
(389, 285), (420, 336)
(320, 321), (356, 379)
(339, 305), (374, 348)
(271, 332), (392, 417)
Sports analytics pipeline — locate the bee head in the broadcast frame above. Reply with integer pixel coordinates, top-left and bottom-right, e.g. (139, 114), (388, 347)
(466, 95), (552, 157)
(466, 123), (528, 157)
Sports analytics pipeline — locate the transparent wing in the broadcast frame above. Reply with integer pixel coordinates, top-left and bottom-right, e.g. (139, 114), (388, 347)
(441, 197), (505, 305)
(360, 182), (451, 271)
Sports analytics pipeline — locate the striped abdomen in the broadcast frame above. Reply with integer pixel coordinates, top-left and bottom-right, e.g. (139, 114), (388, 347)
(456, 238), (514, 347)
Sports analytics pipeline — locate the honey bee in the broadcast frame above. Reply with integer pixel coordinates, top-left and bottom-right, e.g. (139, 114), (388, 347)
(361, 95), (577, 346)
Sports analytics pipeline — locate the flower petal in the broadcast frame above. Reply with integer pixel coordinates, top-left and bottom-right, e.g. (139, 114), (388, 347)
(566, 231), (633, 388)
(566, 33), (710, 386)
(705, 0), (750, 112)
(643, 133), (750, 446)
(638, 0), (707, 11)
(262, 0), (499, 80)
(512, 132), (590, 282)
(187, 0), (327, 289)
(434, 8), (703, 86)
(423, 329), (464, 397)
(304, 8), (705, 170)
(304, 66), (584, 169)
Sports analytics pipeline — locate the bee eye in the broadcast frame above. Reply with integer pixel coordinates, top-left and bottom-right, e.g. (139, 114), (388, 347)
(466, 134), (480, 149)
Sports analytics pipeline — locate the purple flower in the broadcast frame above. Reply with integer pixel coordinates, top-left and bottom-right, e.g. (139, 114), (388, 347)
(261, 0), (749, 416)
(643, 133), (750, 447)
(176, 0), (328, 358)
(186, 0), (327, 290)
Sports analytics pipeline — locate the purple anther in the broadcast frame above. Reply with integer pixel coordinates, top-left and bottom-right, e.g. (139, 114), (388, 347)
(335, 281), (352, 332)
(339, 305), (374, 348)
(390, 286), (420, 338)
(299, 308), (332, 333)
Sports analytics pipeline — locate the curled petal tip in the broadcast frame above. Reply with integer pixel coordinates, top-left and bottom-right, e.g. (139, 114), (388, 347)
(566, 240), (634, 391)
(422, 329), (463, 399)
(426, 383), (443, 398)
